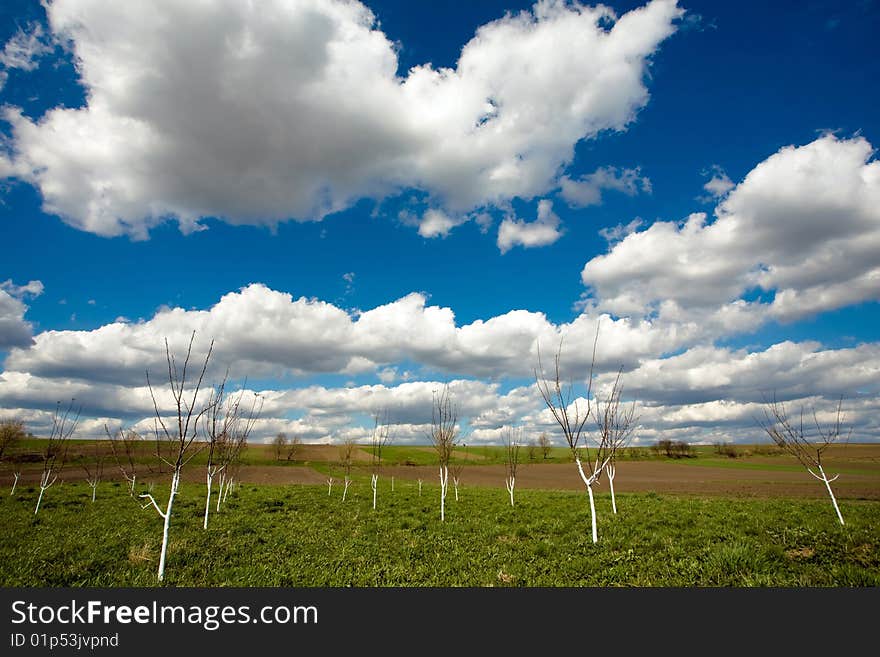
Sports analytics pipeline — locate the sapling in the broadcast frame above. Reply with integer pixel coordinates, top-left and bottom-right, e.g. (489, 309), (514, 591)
(80, 438), (105, 503)
(327, 476), (333, 496)
(502, 427), (522, 507)
(106, 425), (145, 496)
(35, 400), (80, 514)
(339, 437), (355, 502)
(10, 471), (20, 495)
(595, 369), (637, 515)
(369, 409), (392, 511)
(428, 385), (458, 522)
(759, 396), (850, 525)
(202, 377), (261, 528)
(535, 334), (624, 544)
(140, 332), (215, 582)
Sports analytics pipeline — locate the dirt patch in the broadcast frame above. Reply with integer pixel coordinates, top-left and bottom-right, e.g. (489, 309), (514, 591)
(371, 461), (880, 500)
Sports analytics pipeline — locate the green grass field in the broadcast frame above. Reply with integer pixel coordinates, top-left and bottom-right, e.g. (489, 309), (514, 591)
(1, 478), (877, 587)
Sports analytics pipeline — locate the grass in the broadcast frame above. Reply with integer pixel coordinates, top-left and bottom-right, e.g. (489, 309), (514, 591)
(1, 479), (878, 587)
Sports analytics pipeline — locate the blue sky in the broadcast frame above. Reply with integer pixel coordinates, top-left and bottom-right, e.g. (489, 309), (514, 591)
(0, 0), (878, 444)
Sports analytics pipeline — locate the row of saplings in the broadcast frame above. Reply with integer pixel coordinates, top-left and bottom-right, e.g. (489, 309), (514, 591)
(2, 332), (851, 582)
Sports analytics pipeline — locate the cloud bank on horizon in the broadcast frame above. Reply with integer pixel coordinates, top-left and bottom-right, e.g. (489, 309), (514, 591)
(0, 0), (878, 445)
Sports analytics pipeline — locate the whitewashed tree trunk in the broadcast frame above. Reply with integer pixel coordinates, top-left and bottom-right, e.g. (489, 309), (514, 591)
(606, 463), (617, 514)
(140, 468), (180, 583)
(371, 473), (378, 510)
(34, 470), (56, 515)
(575, 456), (610, 544)
(810, 465), (845, 526)
(10, 472), (20, 495)
(88, 479), (98, 503)
(453, 476), (460, 502)
(418, 479), (422, 496)
(391, 476), (394, 492)
(223, 477), (233, 503)
(439, 465), (448, 521)
(215, 471), (225, 513)
(204, 469), (214, 530)
(505, 476), (515, 507)
(342, 476), (351, 502)
(327, 477), (333, 496)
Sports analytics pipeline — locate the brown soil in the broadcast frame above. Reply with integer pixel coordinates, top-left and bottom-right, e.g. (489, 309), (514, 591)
(5, 444), (879, 500)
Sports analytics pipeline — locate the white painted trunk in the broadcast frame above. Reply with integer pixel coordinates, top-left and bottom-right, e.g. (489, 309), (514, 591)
(90, 481), (97, 503)
(371, 473), (378, 510)
(327, 478), (333, 496)
(453, 477), (460, 502)
(131, 475), (136, 496)
(607, 464), (617, 514)
(34, 470), (54, 515)
(11, 472), (19, 495)
(223, 477), (232, 503)
(34, 486), (45, 514)
(439, 466), (448, 521)
(575, 456), (602, 544)
(418, 479), (422, 496)
(587, 484), (597, 544)
(818, 465), (845, 526)
(342, 476), (350, 502)
(391, 476), (394, 492)
(204, 470), (213, 530)
(506, 476), (515, 507)
(157, 469), (180, 582)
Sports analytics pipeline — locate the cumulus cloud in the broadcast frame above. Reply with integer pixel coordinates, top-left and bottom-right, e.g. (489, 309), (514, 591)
(497, 199), (563, 253)
(2, 282), (710, 388)
(0, 280), (43, 351)
(0, 0), (682, 238)
(559, 166), (651, 208)
(598, 340), (880, 406)
(581, 134), (880, 322)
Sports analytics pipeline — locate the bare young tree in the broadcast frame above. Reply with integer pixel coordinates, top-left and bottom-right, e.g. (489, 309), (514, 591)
(503, 426), (522, 507)
(339, 437), (355, 502)
(369, 409), (392, 511)
(759, 395), (850, 525)
(106, 425), (144, 496)
(35, 400), (80, 515)
(538, 432), (553, 461)
(594, 369), (637, 515)
(286, 434), (301, 462)
(327, 475), (334, 496)
(80, 438), (105, 503)
(535, 335), (619, 544)
(428, 385), (458, 522)
(272, 432), (288, 461)
(140, 332), (215, 582)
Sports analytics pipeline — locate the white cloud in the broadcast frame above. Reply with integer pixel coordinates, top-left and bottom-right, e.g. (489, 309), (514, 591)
(0, 23), (52, 71)
(0, 291), (36, 350)
(598, 341), (880, 406)
(559, 166), (652, 208)
(497, 199), (563, 253)
(0, 279), (44, 299)
(581, 134), (880, 322)
(417, 209), (468, 239)
(2, 282), (707, 387)
(700, 165), (734, 200)
(0, 0), (682, 238)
